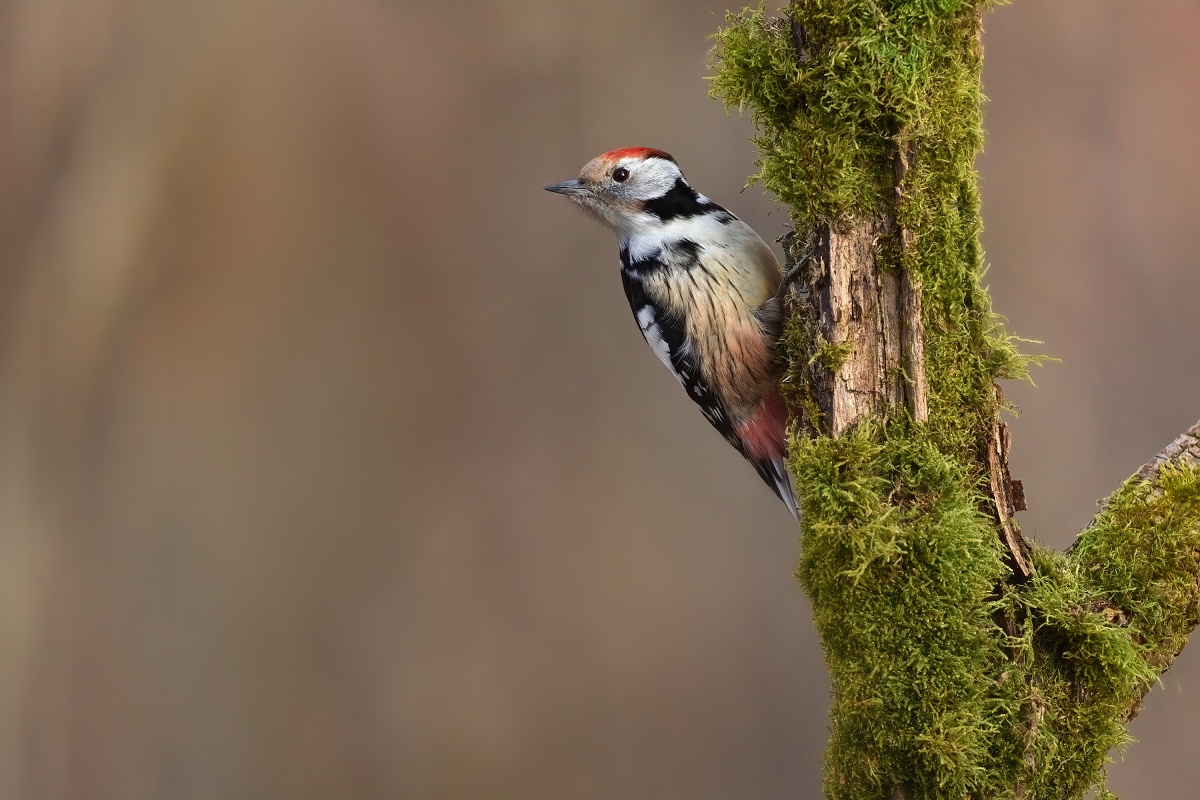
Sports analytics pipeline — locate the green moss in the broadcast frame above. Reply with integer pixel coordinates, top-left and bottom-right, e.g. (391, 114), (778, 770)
(1073, 463), (1200, 673)
(793, 423), (1011, 798)
(813, 338), (856, 373)
(711, 3), (1200, 799)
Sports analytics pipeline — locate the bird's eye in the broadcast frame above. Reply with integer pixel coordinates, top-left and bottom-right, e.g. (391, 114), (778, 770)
(612, 167), (630, 183)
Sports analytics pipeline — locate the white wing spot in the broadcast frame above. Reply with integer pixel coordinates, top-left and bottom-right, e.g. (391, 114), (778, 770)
(636, 306), (677, 376)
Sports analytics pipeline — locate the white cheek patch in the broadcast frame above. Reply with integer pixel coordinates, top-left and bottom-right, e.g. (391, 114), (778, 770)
(636, 306), (677, 376)
(625, 158), (680, 200)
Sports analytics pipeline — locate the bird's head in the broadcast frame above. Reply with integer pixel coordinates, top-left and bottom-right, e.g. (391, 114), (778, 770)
(545, 148), (693, 236)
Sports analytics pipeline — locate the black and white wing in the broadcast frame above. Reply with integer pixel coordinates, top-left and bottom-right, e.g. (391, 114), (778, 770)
(620, 270), (742, 451)
(620, 267), (798, 517)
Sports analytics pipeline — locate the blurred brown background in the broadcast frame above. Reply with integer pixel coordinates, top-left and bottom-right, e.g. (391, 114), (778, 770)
(0, 1), (1196, 798)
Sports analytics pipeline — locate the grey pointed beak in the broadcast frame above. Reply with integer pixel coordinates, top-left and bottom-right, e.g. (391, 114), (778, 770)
(544, 179), (590, 196)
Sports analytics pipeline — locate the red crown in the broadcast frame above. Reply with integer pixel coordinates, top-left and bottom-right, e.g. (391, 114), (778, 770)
(599, 147), (676, 164)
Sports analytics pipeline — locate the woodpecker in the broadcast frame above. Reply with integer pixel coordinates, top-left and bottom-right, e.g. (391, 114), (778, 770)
(546, 148), (799, 519)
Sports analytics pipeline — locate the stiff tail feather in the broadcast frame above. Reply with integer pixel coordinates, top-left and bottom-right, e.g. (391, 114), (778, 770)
(751, 455), (799, 521)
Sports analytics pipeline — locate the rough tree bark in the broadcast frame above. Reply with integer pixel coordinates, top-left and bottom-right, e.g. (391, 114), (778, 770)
(711, 3), (1200, 799)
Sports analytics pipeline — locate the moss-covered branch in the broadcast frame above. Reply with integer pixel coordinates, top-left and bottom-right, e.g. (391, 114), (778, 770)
(709, 4), (1200, 798)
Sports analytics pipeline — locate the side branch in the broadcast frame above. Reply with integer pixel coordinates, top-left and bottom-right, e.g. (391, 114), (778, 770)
(1136, 418), (1200, 485)
(1071, 416), (1200, 721)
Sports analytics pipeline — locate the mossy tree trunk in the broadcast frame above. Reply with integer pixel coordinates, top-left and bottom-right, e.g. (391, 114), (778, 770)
(711, 4), (1200, 799)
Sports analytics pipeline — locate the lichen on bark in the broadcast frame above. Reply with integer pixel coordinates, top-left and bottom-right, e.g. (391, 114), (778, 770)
(710, 3), (1200, 798)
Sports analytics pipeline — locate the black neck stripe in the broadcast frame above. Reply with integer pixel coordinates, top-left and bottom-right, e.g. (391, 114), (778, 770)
(641, 178), (722, 222)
